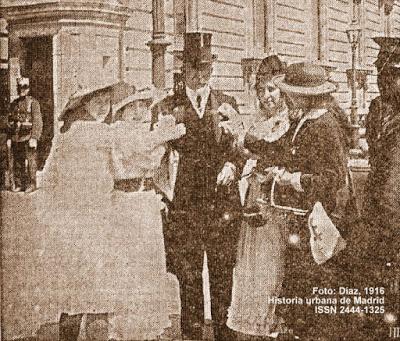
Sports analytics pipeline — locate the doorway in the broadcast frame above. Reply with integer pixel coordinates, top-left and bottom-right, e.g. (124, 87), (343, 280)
(22, 36), (54, 170)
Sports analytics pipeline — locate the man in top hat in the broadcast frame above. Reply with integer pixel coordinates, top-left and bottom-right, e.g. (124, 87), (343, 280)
(151, 32), (243, 340)
(7, 77), (42, 192)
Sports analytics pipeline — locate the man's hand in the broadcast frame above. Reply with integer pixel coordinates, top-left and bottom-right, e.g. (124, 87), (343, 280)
(28, 138), (37, 149)
(217, 162), (236, 186)
(217, 103), (245, 139)
(218, 119), (245, 136)
(153, 114), (186, 143)
(154, 113), (177, 130)
(247, 124), (265, 141)
(176, 123), (186, 137)
(6, 139), (11, 148)
(217, 103), (239, 121)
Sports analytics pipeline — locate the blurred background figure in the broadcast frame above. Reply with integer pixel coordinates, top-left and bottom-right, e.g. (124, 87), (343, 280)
(363, 37), (400, 338)
(7, 77), (42, 192)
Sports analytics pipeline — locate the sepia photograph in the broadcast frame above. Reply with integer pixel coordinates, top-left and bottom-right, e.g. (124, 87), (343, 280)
(0, 0), (399, 340)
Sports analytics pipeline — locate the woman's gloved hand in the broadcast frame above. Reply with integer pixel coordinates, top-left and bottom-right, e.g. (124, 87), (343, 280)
(270, 167), (304, 192)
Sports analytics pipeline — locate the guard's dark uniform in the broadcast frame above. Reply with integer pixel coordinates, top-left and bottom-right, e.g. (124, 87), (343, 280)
(363, 95), (400, 339)
(8, 95), (42, 190)
(152, 87), (243, 339)
(359, 37), (400, 339)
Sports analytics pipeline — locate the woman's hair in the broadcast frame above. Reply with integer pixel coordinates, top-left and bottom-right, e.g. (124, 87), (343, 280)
(255, 55), (285, 95)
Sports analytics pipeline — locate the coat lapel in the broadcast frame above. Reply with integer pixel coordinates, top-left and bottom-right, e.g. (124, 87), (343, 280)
(291, 109), (328, 143)
(174, 89), (223, 143)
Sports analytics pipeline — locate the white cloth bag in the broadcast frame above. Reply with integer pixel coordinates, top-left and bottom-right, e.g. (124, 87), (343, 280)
(308, 202), (347, 265)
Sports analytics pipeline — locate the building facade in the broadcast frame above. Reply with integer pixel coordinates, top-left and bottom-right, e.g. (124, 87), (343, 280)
(1, 0), (399, 123)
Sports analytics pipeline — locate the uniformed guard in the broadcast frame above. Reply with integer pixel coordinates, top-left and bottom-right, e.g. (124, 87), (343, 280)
(151, 32), (243, 340)
(7, 77), (43, 192)
(364, 37), (400, 254)
(363, 37), (400, 339)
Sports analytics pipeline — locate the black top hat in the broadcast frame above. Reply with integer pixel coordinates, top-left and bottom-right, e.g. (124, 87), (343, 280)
(184, 32), (217, 67)
(373, 37), (400, 69)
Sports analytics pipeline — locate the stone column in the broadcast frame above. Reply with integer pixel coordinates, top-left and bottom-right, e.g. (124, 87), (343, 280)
(185, 0), (199, 32)
(147, 0), (171, 91)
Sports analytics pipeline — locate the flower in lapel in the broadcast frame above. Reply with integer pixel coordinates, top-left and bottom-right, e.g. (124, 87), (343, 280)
(208, 91), (241, 142)
(172, 105), (186, 123)
(217, 102), (245, 140)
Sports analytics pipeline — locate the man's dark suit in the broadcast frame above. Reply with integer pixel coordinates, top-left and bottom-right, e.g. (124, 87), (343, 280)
(152, 88), (242, 339)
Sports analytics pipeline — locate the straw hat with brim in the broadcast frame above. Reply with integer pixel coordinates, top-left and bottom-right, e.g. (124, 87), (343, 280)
(272, 62), (336, 96)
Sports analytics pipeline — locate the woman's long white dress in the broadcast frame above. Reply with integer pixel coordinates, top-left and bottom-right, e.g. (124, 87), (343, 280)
(1, 121), (179, 340)
(228, 110), (289, 337)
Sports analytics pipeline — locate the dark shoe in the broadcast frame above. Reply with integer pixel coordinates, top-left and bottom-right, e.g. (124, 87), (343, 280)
(214, 324), (236, 341)
(59, 313), (83, 341)
(182, 323), (203, 340)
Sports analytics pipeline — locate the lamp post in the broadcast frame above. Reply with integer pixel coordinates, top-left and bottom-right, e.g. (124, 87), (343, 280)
(346, 20), (362, 150)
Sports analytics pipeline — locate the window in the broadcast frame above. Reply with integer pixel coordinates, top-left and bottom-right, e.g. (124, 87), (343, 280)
(246, 0), (267, 57)
(253, 0), (267, 56)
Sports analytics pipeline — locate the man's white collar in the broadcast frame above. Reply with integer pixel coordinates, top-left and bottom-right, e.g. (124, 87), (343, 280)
(185, 84), (211, 98)
(185, 85), (211, 118)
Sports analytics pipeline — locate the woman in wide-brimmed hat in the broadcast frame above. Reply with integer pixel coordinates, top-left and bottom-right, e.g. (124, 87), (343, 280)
(267, 62), (353, 340)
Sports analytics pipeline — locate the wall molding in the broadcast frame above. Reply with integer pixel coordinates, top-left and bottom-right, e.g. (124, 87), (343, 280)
(1, 2), (132, 26)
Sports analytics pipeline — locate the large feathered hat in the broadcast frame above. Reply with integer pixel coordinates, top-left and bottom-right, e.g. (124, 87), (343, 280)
(256, 55), (286, 90)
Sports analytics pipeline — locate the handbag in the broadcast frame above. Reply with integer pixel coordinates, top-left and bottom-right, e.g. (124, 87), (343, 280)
(270, 179), (346, 264)
(308, 201), (347, 265)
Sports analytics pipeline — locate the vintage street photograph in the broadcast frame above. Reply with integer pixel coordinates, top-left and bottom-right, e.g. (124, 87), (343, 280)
(0, 0), (399, 340)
